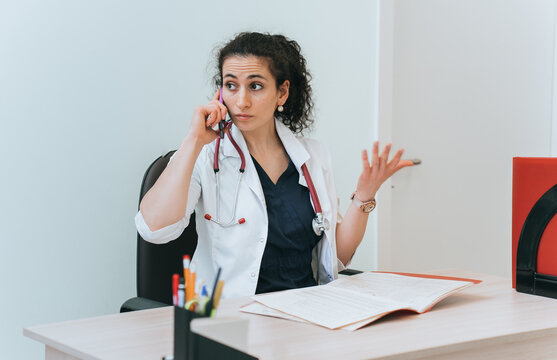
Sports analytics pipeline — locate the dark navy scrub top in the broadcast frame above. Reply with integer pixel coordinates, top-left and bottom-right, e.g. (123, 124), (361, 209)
(252, 156), (323, 294)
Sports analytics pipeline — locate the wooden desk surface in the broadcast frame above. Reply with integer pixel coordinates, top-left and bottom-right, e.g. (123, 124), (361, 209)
(24, 270), (557, 360)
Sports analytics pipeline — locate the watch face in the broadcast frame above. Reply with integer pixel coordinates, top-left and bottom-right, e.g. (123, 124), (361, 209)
(362, 202), (376, 213)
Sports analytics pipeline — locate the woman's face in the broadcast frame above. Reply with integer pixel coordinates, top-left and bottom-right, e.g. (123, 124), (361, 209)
(221, 55), (289, 134)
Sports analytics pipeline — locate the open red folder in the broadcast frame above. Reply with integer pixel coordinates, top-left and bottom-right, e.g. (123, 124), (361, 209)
(372, 271), (482, 312)
(512, 157), (557, 296)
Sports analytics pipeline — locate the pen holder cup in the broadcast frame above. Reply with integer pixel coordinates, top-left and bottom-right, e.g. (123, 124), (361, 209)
(173, 306), (257, 360)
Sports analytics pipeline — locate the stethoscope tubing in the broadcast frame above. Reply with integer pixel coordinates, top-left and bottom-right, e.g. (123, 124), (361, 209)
(301, 163), (322, 214)
(211, 171), (245, 227)
(213, 122), (245, 172)
(205, 123), (327, 236)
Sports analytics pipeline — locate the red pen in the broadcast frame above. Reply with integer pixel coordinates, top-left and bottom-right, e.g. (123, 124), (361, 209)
(172, 273), (179, 306)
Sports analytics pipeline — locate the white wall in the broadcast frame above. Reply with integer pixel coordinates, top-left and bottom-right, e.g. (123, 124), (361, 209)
(553, 1), (557, 157)
(379, 0), (555, 276)
(0, 1), (379, 358)
(3, 0), (554, 357)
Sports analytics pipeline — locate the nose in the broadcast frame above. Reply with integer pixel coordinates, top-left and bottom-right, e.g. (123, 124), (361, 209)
(236, 88), (251, 110)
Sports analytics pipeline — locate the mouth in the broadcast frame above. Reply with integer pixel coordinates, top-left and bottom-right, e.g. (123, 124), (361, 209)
(234, 114), (253, 121)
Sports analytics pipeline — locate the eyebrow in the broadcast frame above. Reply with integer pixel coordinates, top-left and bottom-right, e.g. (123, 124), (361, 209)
(223, 74), (267, 80)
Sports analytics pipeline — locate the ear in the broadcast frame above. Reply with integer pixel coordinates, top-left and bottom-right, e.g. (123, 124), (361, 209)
(277, 80), (290, 106)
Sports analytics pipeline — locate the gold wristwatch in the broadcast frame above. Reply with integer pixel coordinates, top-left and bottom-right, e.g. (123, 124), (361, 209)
(350, 192), (376, 213)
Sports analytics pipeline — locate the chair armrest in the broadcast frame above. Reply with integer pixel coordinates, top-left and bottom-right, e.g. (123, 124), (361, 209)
(120, 297), (170, 313)
(338, 268), (363, 276)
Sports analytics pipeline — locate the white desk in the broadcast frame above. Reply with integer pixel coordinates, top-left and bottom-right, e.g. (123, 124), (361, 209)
(24, 270), (557, 360)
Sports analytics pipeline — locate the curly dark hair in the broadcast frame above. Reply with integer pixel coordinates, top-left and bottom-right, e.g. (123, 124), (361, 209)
(214, 32), (314, 134)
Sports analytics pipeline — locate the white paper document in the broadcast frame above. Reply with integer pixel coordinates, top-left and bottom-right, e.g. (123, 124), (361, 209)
(242, 272), (476, 330)
(240, 301), (383, 331)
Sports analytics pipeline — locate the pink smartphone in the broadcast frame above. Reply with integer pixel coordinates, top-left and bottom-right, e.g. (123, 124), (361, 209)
(218, 87), (228, 139)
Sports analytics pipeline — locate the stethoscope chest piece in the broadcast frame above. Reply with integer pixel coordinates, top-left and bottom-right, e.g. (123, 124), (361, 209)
(312, 213), (330, 236)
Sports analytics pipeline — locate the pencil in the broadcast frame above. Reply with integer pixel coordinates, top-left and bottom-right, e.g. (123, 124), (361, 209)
(188, 262), (197, 302)
(213, 280), (225, 309)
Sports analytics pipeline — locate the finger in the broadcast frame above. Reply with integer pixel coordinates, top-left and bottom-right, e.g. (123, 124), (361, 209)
(394, 160), (414, 172)
(370, 141), (379, 177)
(206, 109), (219, 127)
(212, 89), (221, 101)
(380, 143), (392, 162)
(372, 140), (379, 158)
(387, 148), (404, 168)
(217, 102), (228, 120)
(211, 100), (229, 123)
(205, 111), (211, 126)
(213, 102), (224, 125)
(361, 149), (370, 171)
(378, 143), (391, 174)
(207, 102), (224, 126)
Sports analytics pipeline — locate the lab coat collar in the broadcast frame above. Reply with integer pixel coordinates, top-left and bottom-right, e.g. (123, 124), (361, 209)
(220, 123), (246, 159)
(220, 120), (311, 186)
(219, 120), (331, 224)
(274, 119), (310, 173)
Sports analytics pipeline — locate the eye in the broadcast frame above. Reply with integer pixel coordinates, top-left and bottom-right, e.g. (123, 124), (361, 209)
(250, 83), (263, 90)
(225, 82), (236, 90)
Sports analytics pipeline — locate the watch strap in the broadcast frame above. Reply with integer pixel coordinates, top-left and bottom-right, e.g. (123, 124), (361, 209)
(350, 192), (376, 213)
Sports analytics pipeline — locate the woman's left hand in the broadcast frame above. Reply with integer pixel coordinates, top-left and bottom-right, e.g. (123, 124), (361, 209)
(354, 141), (414, 201)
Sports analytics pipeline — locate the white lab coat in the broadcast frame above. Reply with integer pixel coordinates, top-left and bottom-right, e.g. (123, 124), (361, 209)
(135, 120), (346, 298)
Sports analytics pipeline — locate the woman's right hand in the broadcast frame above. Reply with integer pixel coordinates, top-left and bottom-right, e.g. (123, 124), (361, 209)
(141, 89), (228, 231)
(187, 89), (229, 146)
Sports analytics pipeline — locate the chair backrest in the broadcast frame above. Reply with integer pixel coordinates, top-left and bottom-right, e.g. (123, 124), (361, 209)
(136, 150), (198, 304)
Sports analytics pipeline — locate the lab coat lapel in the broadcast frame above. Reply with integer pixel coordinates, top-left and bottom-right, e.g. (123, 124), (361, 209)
(275, 120), (309, 186)
(277, 121), (334, 283)
(276, 121), (331, 217)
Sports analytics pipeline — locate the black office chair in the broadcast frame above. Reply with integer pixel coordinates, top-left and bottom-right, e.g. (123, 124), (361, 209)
(121, 150), (198, 312)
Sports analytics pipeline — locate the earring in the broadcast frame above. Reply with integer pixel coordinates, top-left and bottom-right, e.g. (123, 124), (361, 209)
(277, 105), (284, 112)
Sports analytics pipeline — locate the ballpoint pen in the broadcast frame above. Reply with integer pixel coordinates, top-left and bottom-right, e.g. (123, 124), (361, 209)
(205, 267), (222, 316)
(178, 278), (185, 308)
(172, 274), (179, 306)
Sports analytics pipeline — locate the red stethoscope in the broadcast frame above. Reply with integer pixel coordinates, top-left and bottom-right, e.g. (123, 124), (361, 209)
(203, 89), (330, 236)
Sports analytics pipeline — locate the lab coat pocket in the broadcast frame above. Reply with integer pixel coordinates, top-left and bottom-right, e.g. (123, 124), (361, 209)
(220, 203), (267, 280)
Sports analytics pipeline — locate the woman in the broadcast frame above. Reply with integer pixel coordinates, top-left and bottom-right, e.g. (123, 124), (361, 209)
(135, 32), (412, 298)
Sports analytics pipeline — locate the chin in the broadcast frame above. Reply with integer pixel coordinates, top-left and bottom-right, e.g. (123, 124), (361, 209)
(232, 119), (257, 132)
